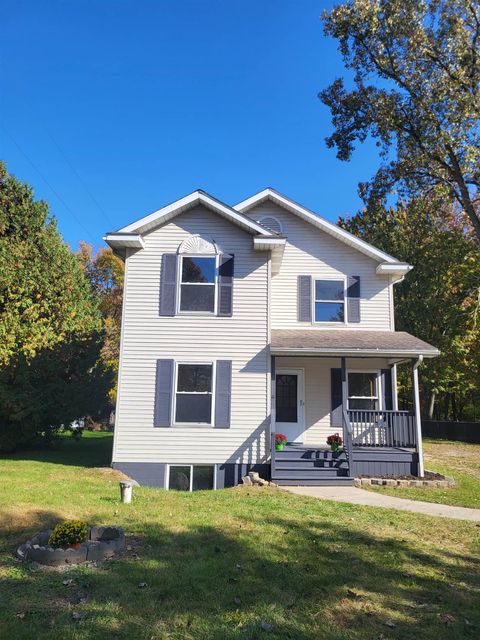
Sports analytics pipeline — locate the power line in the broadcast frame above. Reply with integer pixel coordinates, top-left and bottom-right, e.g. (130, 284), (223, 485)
(1, 124), (97, 243)
(45, 131), (115, 228)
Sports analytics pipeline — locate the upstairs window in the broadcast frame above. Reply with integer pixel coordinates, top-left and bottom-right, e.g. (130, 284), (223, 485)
(348, 372), (379, 411)
(314, 279), (345, 323)
(179, 256), (216, 313)
(174, 363), (213, 424)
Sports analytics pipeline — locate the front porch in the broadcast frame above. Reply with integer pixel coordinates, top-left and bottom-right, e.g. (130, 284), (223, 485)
(270, 329), (439, 485)
(271, 441), (418, 486)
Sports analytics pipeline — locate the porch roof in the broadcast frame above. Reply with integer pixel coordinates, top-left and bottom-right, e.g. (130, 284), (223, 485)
(270, 330), (440, 359)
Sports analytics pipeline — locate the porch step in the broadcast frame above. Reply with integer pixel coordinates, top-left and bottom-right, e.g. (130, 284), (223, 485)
(273, 477), (355, 486)
(272, 468), (349, 480)
(274, 460), (349, 471)
(275, 449), (348, 462)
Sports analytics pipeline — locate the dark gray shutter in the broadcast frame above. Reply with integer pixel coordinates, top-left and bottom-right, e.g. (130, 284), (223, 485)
(330, 368), (343, 427)
(215, 360), (232, 428)
(159, 253), (177, 316)
(154, 359), (174, 427)
(381, 368), (393, 410)
(218, 254), (234, 317)
(347, 275), (361, 323)
(298, 275), (312, 322)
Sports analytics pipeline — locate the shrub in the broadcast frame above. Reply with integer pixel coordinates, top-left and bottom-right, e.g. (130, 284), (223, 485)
(48, 520), (88, 548)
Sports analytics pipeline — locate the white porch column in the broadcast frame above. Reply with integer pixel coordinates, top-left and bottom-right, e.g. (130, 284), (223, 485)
(270, 355), (276, 438)
(391, 364), (399, 411)
(413, 356), (424, 477)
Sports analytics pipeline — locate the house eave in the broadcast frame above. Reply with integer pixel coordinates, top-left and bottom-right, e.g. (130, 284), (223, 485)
(116, 190), (275, 237)
(103, 233), (145, 250)
(269, 347), (440, 358)
(235, 188), (406, 266)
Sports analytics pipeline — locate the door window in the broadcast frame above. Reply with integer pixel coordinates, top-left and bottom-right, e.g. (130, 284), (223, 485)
(276, 374), (298, 423)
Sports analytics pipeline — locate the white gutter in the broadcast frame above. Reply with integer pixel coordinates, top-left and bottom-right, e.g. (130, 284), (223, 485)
(413, 355), (424, 477)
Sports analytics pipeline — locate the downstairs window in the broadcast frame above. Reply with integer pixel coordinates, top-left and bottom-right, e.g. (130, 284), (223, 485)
(348, 372), (379, 410)
(167, 465), (216, 491)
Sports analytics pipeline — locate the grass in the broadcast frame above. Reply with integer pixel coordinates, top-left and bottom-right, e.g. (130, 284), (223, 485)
(0, 432), (479, 639)
(366, 439), (480, 509)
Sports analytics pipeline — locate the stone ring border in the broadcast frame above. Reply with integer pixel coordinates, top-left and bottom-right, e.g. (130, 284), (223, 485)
(16, 526), (126, 567)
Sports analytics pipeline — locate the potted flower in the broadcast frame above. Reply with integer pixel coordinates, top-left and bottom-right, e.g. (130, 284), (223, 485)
(48, 520), (88, 549)
(274, 433), (287, 451)
(326, 433), (343, 453)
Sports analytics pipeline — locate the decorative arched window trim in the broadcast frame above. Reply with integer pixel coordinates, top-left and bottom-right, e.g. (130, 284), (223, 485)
(177, 235), (222, 255)
(257, 216), (283, 235)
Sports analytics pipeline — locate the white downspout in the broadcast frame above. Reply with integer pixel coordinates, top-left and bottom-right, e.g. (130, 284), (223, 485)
(413, 355), (424, 477)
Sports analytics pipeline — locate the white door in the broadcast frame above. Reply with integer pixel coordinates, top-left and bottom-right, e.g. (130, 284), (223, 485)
(275, 368), (305, 443)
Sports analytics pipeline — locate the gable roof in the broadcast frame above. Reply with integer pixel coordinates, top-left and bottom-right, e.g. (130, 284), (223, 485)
(234, 187), (407, 267)
(111, 189), (275, 237)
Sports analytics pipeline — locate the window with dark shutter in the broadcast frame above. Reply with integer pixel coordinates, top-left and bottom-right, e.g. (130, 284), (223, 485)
(174, 363), (213, 424)
(347, 275), (361, 323)
(218, 255), (234, 317)
(298, 276), (312, 322)
(179, 256), (216, 313)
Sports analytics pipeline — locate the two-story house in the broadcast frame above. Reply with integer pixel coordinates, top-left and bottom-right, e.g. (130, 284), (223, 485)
(104, 188), (439, 490)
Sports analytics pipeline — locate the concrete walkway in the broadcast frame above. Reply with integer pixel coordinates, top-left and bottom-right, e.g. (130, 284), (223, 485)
(284, 485), (480, 522)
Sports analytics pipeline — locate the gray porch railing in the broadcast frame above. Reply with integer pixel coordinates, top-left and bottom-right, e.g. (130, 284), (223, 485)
(346, 409), (416, 448)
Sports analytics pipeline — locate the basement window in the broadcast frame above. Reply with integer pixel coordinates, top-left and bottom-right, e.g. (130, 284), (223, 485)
(167, 465), (216, 491)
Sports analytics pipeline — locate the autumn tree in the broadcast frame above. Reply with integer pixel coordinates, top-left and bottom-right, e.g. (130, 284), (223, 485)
(339, 191), (480, 420)
(320, 0), (480, 239)
(77, 242), (124, 404)
(0, 162), (111, 450)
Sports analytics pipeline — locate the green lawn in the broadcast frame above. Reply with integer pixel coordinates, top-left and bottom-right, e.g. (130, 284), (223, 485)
(0, 433), (479, 640)
(367, 439), (480, 508)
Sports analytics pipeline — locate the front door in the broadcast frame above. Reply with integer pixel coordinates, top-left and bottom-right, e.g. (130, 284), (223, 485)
(275, 368), (305, 443)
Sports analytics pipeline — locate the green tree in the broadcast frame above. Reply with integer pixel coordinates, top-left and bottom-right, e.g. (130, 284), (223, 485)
(339, 192), (480, 420)
(320, 0), (480, 239)
(77, 242), (124, 404)
(0, 162), (111, 450)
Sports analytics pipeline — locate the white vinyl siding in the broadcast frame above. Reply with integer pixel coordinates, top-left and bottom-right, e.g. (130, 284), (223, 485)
(244, 202), (393, 331)
(113, 205), (269, 465)
(275, 356), (391, 444)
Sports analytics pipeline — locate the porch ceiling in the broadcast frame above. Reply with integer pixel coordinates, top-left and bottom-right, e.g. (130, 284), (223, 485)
(270, 329), (440, 359)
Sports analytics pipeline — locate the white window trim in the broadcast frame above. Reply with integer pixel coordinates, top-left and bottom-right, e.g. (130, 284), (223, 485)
(347, 369), (383, 411)
(165, 464), (218, 491)
(176, 254), (218, 316)
(313, 276), (347, 325)
(172, 361), (216, 426)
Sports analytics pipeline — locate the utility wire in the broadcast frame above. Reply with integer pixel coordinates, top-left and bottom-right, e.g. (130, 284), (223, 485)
(45, 131), (115, 228)
(1, 124), (96, 243)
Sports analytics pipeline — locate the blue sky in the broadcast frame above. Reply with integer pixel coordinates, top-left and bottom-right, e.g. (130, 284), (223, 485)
(1, 0), (380, 249)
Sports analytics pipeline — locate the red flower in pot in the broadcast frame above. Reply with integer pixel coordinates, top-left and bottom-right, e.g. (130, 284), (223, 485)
(274, 433), (287, 451)
(326, 433), (343, 452)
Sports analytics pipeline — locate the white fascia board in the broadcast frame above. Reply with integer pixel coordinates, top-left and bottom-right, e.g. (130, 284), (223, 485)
(269, 347), (440, 358)
(235, 188), (402, 265)
(117, 190), (273, 237)
(253, 236), (287, 250)
(376, 262), (413, 275)
(253, 236), (286, 275)
(103, 233), (145, 249)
